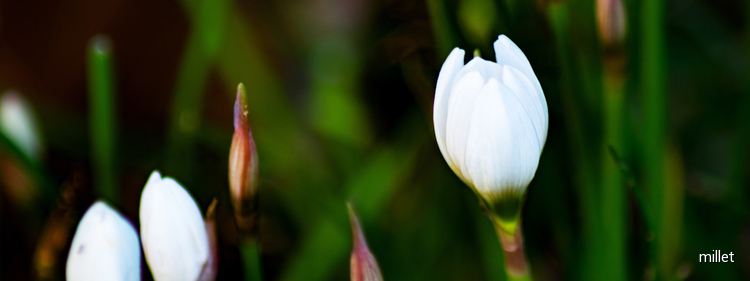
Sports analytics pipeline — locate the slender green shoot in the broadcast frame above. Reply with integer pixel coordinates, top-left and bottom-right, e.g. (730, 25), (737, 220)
(167, 0), (228, 177)
(87, 35), (118, 204)
(241, 239), (263, 281)
(641, 0), (667, 279)
(601, 57), (627, 281)
(608, 146), (655, 234)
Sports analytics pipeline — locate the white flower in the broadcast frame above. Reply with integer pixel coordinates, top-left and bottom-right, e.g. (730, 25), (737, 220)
(433, 35), (548, 203)
(66, 201), (141, 281)
(140, 171), (209, 281)
(0, 90), (42, 160)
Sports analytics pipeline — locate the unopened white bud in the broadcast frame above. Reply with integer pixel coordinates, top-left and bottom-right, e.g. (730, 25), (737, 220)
(66, 201), (140, 281)
(0, 90), (42, 160)
(433, 35), (548, 232)
(140, 170), (209, 281)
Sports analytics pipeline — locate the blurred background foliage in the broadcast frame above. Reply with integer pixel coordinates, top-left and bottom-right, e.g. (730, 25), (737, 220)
(0, 0), (748, 280)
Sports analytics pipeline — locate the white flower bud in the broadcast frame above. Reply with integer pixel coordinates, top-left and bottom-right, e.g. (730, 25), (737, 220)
(433, 35), (548, 230)
(139, 171), (209, 281)
(66, 201), (141, 281)
(0, 90), (42, 160)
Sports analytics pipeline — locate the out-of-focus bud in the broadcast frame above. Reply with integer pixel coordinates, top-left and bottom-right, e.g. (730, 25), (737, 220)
(347, 203), (383, 281)
(66, 201), (140, 281)
(0, 90), (43, 207)
(596, 0), (627, 47)
(140, 170), (209, 281)
(198, 199), (219, 281)
(457, 0), (498, 46)
(229, 83), (259, 235)
(0, 90), (43, 160)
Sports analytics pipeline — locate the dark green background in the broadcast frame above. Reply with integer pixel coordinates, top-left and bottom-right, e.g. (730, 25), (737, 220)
(0, 0), (747, 280)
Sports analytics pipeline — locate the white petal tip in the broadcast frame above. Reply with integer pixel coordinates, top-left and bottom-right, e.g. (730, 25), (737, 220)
(146, 170), (162, 184)
(445, 48), (466, 65)
(494, 35), (517, 52)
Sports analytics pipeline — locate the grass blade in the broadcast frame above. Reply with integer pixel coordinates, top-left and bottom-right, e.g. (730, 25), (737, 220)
(87, 35), (118, 203)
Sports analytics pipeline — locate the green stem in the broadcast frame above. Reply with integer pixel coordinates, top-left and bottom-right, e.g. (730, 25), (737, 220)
(165, 31), (209, 177)
(241, 239), (263, 281)
(607, 146), (656, 235)
(495, 222), (531, 281)
(167, 0), (228, 177)
(549, 3), (599, 280)
(641, 0), (666, 279)
(87, 35), (118, 204)
(601, 55), (627, 281)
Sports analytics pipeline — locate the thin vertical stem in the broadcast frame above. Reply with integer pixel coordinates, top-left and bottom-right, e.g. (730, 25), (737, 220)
(641, 1), (666, 206)
(495, 223), (531, 281)
(166, 0), (228, 177)
(165, 31), (208, 177)
(641, 0), (666, 279)
(548, 3), (600, 280)
(87, 35), (118, 204)
(601, 56), (627, 281)
(241, 239), (263, 281)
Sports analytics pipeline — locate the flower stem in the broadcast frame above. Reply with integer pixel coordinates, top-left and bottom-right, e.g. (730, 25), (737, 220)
(241, 239), (263, 281)
(87, 35), (118, 204)
(641, 0), (667, 279)
(495, 221), (531, 281)
(601, 49), (627, 281)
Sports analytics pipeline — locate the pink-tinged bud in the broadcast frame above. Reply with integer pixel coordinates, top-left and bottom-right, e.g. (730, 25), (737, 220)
(348, 204), (383, 281)
(198, 199), (219, 281)
(596, 0), (627, 46)
(229, 83), (259, 235)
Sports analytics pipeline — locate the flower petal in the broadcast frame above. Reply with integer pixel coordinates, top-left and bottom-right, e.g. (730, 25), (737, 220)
(464, 79), (541, 197)
(434, 48), (466, 168)
(502, 66), (547, 148)
(140, 171), (209, 281)
(463, 79), (512, 195)
(138, 171), (162, 230)
(497, 81), (543, 191)
(66, 201), (141, 281)
(458, 57), (504, 83)
(494, 35), (547, 133)
(445, 71), (484, 185)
